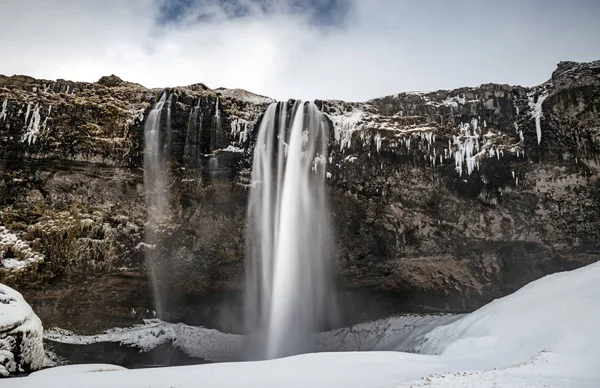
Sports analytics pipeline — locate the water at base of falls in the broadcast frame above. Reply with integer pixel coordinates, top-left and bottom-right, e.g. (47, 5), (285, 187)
(245, 101), (336, 360)
(143, 91), (172, 318)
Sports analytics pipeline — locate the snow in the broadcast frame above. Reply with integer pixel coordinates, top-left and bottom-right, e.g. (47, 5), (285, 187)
(223, 145), (244, 153)
(314, 314), (462, 353)
(7, 262), (600, 386)
(422, 94), (468, 109)
(44, 314), (459, 364)
(0, 284), (45, 376)
(216, 89), (274, 105)
(45, 320), (244, 363)
(0, 226), (44, 271)
(417, 260), (600, 363)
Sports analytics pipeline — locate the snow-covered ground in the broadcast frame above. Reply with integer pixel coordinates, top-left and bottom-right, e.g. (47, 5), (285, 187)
(6, 261), (600, 387)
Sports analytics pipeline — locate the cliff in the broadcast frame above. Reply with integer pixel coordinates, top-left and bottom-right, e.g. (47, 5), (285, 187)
(0, 61), (599, 333)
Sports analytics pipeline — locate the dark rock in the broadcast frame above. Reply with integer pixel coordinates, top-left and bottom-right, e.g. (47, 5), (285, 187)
(97, 75), (125, 87)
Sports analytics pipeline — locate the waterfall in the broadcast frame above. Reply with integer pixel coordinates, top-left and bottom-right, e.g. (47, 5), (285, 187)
(211, 96), (224, 151)
(245, 101), (334, 359)
(143, 91), (171, 318)
(184, 97), (203, 165)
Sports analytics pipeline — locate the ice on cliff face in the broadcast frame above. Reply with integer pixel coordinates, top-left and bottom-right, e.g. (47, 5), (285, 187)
(0, 283), (44, 377)
(0, 226), (44, 271)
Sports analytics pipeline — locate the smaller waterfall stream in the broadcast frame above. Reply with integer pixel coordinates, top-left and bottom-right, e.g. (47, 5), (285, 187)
(211, 96), (225, 151)
(184, 97), (203, 165)
(246, 101), (335, 359)
(143, 91), (172, 317)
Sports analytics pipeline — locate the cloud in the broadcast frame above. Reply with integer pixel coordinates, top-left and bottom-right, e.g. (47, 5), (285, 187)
(0, 0), (599, 101)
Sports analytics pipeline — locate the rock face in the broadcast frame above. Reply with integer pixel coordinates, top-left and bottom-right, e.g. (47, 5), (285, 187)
(0, 61), (599, 332)
(0, 283), (44, 376)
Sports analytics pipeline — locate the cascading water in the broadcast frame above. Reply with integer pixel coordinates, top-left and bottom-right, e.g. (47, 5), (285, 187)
(211, 96), (223, 150)
(184, 97), (203, 166)
(143, 91), (172, 318)
(245, 101), (335, 359)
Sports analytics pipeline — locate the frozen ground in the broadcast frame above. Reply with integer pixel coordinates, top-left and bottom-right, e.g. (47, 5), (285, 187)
(43, 313), (461, 363)
(6, 261), (600, 387)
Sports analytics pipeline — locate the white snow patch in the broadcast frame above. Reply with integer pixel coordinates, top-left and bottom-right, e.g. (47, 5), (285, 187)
(223, 145), (244, 153)
(216, 89), (275, 105)
(425, 94), (468, 109)
(45, 320), (244, 363)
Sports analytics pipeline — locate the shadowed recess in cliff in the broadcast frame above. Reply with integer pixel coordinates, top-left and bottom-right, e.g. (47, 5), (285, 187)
(244, 101), (337, 360)
(143, 91), (173, 318)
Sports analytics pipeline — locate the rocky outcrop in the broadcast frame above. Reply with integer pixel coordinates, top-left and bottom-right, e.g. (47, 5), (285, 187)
(0, 283), (44, 376)
(0, 61), (599, 332)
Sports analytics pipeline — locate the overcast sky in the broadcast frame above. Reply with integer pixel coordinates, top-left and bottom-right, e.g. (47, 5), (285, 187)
(1, 0), (599, 101)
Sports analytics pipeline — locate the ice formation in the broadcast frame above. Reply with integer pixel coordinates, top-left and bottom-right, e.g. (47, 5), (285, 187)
(21, 105), (43, 145)
(528, 91), (549, 145)
(0, 99), (7, 121)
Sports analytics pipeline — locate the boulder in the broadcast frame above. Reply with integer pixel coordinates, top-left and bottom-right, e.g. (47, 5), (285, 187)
(0, 283), (44, 376)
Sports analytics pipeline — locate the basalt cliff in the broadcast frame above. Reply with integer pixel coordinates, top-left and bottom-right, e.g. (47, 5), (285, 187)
(1, 61), (599, 333)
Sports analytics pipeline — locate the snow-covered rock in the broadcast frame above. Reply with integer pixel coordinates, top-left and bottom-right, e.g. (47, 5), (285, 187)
(0, 283), (44, 377)
(0, 226), (44, 271)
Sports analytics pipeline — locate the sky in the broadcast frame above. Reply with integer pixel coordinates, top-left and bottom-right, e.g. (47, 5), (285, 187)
(0, 0), (599, 101)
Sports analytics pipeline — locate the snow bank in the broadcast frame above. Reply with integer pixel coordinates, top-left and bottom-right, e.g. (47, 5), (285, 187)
(314, 314), (462, 352)
(45, 320), (244, 363)
(44, 314), (458, 362)
(417, 261), (600, 366)
(0, 283), (44, 377)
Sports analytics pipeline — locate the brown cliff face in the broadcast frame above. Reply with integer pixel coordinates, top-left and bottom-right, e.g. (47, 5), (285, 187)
(0, 61), (599, 333)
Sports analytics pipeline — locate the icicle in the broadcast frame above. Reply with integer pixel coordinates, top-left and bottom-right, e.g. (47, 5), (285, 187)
(528, 91), (549, 145)
(374, 132), (382, 152)
(24, 103), (32, 124)
(0, 99), (7, 121)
